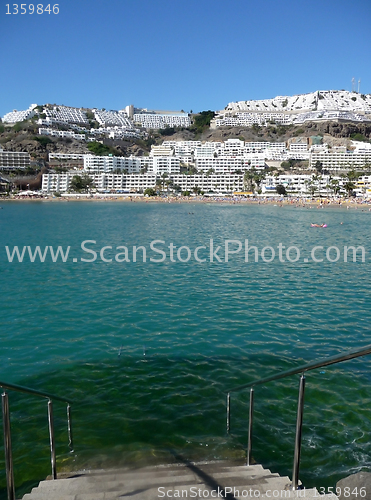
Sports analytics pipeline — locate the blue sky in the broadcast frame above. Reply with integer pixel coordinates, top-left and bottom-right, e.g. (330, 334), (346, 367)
(1, 0), (370, 117)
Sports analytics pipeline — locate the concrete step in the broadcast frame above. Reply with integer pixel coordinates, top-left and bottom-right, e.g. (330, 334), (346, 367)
(20, 461), (339, 500)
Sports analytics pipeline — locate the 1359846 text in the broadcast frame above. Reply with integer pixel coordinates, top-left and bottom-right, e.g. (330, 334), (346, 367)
(5, 4), (59, 14)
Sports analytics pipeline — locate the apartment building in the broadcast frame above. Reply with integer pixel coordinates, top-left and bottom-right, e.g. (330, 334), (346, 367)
(2, 105), (37, 123)
(262, 174), (336, 195)
(171, 174), (244, 193)
(107, 127), (142, 140)
(44, 106), (88, 125)
(150, 145), (174, 156)
(42, 173), (243, 194)
(94, 110), (132, 128)
(310, 152), (371, 172)
(0, 148), (31, 169)
(195, 155), (266, 173)
(163, 141), (202, 150)
(49, 152), (85, 169)
(151, 157), (180, 175)
(82, 154), (178, 175)
(39, 128), (85, 141)
(49, 153), (86, 161)
(93, 174), (157, 192)
(133, 113), (191, 129)
(83, 155), (143, 174)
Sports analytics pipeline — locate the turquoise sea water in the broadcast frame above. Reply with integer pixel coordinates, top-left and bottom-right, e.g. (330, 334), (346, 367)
(1, 201), (371, 497)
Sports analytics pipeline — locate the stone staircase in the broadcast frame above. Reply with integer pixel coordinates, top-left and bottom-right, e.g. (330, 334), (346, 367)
(20, 461), (339, 500)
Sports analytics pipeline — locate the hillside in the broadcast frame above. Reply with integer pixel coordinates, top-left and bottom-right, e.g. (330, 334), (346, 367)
(1, 119), (371, 163)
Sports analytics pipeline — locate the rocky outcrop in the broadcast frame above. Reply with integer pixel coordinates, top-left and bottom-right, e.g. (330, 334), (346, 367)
(336, 471), (371, 500)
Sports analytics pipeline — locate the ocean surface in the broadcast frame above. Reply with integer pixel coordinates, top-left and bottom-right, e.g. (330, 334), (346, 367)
(1, 200), (371, 497)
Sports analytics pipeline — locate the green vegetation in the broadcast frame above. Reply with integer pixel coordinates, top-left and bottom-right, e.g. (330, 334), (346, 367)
(314, 160), (323, 173)
(69, 174), (94, 193)
(144, 187), (157, 196)
(87, 141), (110, 155)
(275, 125), (289, 136)
(0, 124), (4, 133)
(182, 165), (198, 175)
(87, 141), (122, 156)
(25, 166), (40, 175)
(328, 178), (341, 196)
(88, 120), (100, 129)
(243, 169), (265, 193)
(281, 159), (308, 171)
(350, 133), (370, 143)
(251, 124), (262, 134)
(340, 169), (360, 196)
(191, 111), (215, 134)
(33, 136), (53, 146)
(54, 166), (69, 173)
(13, 122), (23, 132)
(294, 128), (305, 136)
(276, 184), (287, 196)
(159, 127), (176, 136)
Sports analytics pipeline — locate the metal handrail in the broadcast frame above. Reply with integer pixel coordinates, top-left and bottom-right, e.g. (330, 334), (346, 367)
(0, 380), (73, 404)
(226, 343), (371, 490)
(0, 380), (74, 500)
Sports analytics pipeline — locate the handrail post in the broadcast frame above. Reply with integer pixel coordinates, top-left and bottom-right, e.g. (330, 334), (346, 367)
(2, 392), (15, 500)
(67, 404), (74, 452)
(247, 387), (254, 466)
(226, 393), (230, 434)
(47, 399), (57, 479)
(292, 374), (306, 490)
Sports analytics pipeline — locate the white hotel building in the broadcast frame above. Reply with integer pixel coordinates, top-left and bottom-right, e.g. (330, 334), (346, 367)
(83, 155), (142, 174)
(195, 155), (266, 172)
(0, 148), (31, 169)
(2, 105), (37, 123)
(42, 173), (244, 194)
(310, 152), (371, 172)
(133, 111), (191, 129)
(82, 154), (180, 175)
(39, 128), (86, 141)
(44, 106), (88, 125)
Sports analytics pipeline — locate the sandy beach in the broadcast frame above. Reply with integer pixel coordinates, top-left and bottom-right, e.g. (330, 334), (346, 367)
(2, 194), (371, 210)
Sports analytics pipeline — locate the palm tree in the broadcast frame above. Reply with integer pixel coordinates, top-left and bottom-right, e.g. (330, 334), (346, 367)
(343, 180), (356, 197)
(304, 178), (315, 197)
(155, 179), (163, 194)
(312, 174), (322, 197)
(156, 173), (168, 192)
(253, 170), (266, 193)
(243, 170), (255, 192)
(341, 169), (360, 197)
(329, 178), (341, 197)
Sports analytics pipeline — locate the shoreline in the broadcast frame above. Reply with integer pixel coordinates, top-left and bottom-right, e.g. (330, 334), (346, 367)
(1, 194), (371, 208)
